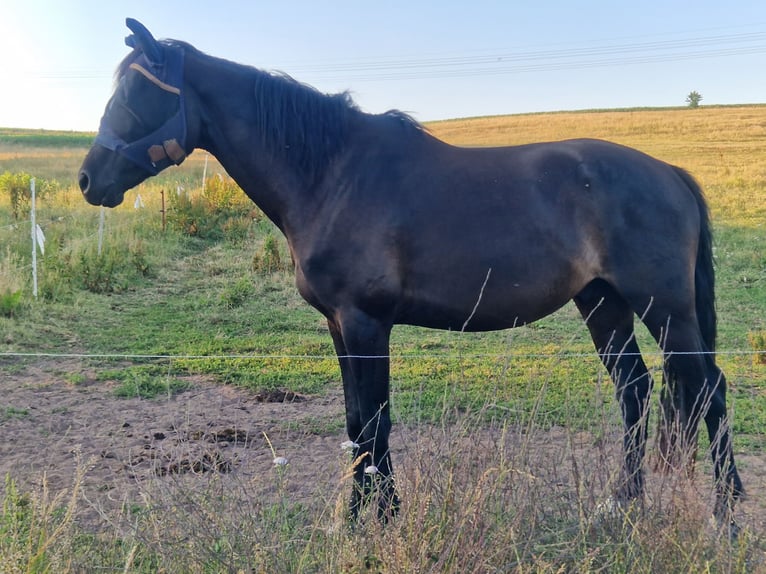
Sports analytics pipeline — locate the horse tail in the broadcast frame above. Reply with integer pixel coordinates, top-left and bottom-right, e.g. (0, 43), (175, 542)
(656, 166), (718, 473)
(674, 165), (717, 352)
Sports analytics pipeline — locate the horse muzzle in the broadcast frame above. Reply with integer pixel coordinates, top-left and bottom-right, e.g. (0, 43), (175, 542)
(78, 167), (126, 208)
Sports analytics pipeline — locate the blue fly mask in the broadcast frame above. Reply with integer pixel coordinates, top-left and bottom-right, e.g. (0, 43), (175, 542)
(94, 22), (187, 175)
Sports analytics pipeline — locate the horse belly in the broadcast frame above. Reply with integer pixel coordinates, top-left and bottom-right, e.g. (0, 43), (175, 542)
(396, 278), (573, 332)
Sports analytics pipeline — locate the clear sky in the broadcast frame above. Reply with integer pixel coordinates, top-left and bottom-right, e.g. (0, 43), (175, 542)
(2, 0), (766, 131)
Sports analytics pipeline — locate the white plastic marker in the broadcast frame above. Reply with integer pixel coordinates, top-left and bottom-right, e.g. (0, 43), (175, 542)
(35, 224), (45, 255)
(134, 194), (145, 209)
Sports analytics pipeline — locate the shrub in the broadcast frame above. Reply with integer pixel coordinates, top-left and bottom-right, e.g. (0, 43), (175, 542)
(168, 177), (259, 239)
(0, 171), (33, 220)
(203, 173), (244, 211)
(78, 249), (117, 293)
(0, 171), (60, 219)
(167, 188), (209, 237)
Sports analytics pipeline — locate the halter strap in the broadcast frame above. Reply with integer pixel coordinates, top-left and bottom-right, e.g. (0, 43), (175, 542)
(128, 62), (181, 95)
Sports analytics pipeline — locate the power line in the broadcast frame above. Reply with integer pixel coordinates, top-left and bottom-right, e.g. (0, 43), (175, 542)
(11, 29), (766, 84)
(289, 30), (766, 82)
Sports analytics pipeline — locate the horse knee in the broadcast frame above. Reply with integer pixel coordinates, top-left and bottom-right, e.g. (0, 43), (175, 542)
(617, 374), (652, 426)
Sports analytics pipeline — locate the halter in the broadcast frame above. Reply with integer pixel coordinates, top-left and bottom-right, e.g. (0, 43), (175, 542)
(94, 46), (188, 175)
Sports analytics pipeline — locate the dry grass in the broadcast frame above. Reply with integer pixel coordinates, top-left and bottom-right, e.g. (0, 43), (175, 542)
(2, 405), (761, 573)
(427, 105), (766, 226)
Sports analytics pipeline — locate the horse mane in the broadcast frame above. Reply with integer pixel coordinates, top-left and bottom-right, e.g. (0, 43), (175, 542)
(115, 40), (424, 184)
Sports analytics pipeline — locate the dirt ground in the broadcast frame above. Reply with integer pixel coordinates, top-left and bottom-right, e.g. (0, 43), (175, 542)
(2, 358), (766, 539)
(0, 359), (351, 510)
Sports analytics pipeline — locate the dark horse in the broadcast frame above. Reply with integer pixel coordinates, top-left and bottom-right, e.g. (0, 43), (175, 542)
(80, 19), (743, 526)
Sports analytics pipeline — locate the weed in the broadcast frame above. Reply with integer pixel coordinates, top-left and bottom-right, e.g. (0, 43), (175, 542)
(78, 250), (117, 293)
(0, 468), (86, 573)
(748, 331), (766, 365)
(219, 276), (255, 309)
(130, 239), (152, 277)
(252, 234), (287, 273)
(0, 290), (23, 318)
(0, 248), (26, 317)
(64, 372), (87, 385)
(113, 371), (191, 399)
(1, 405), (29, 420)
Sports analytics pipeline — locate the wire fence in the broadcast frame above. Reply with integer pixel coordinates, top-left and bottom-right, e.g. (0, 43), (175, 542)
(1, 348), (765, 362)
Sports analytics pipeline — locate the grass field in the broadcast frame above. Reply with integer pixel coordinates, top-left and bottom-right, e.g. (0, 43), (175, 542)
(1, 105), (765, 572)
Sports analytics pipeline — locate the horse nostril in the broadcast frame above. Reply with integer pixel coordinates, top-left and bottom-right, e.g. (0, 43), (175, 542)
(78, 170), (90, 194)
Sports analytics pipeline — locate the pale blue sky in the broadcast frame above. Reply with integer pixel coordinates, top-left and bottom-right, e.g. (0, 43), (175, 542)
(2, 0), (766, 130)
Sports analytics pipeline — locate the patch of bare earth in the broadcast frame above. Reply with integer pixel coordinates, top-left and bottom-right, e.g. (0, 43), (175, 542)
(1, 358), (765, 538)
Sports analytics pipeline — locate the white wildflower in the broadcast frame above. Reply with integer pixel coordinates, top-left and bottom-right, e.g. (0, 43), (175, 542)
(273, 456), (289, 466)
(341, 440), (359, 451)
(364, 465), (379, 475)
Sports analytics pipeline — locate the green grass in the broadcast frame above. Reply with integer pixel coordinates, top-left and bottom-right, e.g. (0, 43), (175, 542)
(1, 110), (765, 572)
(0, 128), (95, 148)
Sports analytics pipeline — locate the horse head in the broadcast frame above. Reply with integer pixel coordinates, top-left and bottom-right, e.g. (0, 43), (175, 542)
(79, 18), (189, 207)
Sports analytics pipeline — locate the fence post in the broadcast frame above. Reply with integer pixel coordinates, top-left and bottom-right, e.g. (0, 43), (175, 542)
(98, 206), (105, 256)
(202, 153), (209, 191)
(30, 178), (38, 299)
(160, 189), (167, 232)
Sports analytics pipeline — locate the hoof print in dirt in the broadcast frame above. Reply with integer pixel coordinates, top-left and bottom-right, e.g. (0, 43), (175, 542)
(183, 427), (251, 446)
(161, 450), (233, 476)
(254, 389), (305, 403)
(122, 425), (254, 479)
(210, 427), (250, 445)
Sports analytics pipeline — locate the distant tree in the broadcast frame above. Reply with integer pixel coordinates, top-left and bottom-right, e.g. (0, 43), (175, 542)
(686, 91), (703, 108)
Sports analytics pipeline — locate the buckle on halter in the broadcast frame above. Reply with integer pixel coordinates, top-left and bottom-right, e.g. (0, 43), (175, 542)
(147, 139), (187, 166)
(163, 139), (187, 164)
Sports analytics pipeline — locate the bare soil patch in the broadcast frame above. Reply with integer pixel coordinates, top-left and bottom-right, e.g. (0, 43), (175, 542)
(2, 358), (765, 538)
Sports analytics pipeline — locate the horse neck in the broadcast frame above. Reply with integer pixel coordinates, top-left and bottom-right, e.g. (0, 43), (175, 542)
(183, 49), (353, 233)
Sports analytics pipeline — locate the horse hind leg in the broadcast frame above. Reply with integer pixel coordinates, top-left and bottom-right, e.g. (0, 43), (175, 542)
(638, 304), (743, 523)
(656, 343), (696, 474)
(574, 280), (654, 503)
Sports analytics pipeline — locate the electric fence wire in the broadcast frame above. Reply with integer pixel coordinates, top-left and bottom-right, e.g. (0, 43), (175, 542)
(1, 349), (765, 362)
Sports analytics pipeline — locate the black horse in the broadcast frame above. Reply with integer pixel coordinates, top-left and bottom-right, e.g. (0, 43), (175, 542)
(79, 19), (743, 525)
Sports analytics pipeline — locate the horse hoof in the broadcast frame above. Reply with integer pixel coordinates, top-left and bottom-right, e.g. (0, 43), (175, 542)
(592, 496), (622, 524)
(709, 514), (741, 541)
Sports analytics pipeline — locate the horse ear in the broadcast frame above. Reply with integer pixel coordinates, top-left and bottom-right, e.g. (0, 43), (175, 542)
(125, 18), (163, 65)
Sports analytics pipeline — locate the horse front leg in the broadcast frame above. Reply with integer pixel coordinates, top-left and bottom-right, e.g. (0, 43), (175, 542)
(329, 311), (398, 521)
(575, 282), (653, 506)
